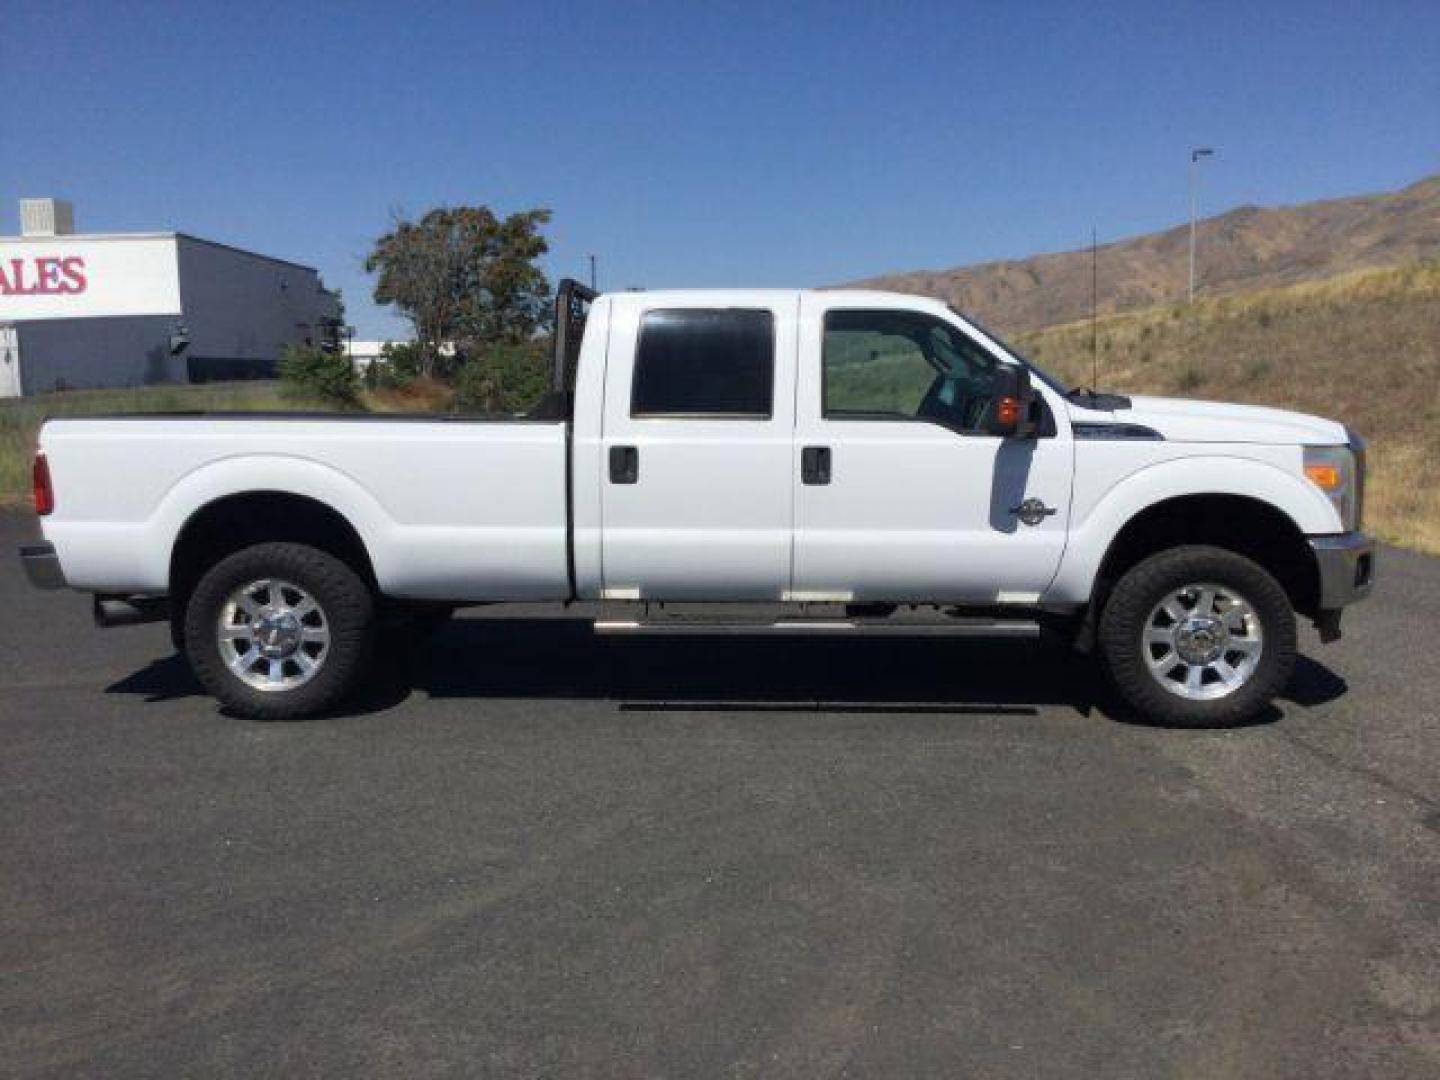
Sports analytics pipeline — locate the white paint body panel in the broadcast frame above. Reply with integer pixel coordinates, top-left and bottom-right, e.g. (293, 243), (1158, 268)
(792, 291), (1073, 602)
(35, 287), (1350, 610)
(40, 418), (569, 599)
(1107, 395), (1347, 445)
(1046, 435), (1341, 604)
(597, 291), (799, 601)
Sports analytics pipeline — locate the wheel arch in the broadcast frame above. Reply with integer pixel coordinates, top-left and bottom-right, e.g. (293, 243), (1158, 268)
(169, 491), (379, 624)
(1091, 492), (1322, 620)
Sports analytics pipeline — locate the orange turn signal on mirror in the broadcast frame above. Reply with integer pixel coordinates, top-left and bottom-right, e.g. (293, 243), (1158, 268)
(996, 396), (1020, 427)
(1304, 463), (1342, 490)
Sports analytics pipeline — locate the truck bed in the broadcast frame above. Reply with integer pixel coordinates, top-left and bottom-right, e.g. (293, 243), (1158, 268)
(39, 414), (572, 601)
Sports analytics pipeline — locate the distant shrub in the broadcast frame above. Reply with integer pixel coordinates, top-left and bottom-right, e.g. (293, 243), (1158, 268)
(1176, 366), (1205, 392)
(361, 341), (426, 390)
(453, 341), (550, 415)
(278, 344), (361, 408)
(1256, 309), (1273, 328)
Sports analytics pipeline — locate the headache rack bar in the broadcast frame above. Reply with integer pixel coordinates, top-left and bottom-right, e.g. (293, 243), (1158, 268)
(550, 278), (597, 600)
(551, 278), (598, 400)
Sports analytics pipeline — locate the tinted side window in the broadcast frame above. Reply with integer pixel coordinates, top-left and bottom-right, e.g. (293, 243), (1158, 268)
(823, 309), (1003, 434)
(631, 309), (774, 418)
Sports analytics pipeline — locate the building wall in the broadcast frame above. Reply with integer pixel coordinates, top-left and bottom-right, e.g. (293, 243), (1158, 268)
(13, 315), (183, 394)
(177, 237), (340, 380)
(0, 229), (338, 394)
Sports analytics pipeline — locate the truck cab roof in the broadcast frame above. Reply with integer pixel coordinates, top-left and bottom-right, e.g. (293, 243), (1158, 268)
(600, 288), (956, 317)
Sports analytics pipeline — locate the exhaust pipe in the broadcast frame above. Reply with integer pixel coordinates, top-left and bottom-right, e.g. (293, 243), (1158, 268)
(93, 595), (170, 628)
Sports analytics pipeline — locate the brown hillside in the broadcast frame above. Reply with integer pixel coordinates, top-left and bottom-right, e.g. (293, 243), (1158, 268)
(1014, 261), (1440, 554)
(851, 173), (1440, 334)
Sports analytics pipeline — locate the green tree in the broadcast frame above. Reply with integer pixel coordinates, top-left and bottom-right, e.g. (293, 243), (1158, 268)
(365, 206), (552, 376)
(277, 344), (362, 409)
(452, 340), (550, 415)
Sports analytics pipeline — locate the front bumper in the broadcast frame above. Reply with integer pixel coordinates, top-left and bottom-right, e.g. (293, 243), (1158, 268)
(1309, 532), (1374, 610)
(19, 543), (66, 590)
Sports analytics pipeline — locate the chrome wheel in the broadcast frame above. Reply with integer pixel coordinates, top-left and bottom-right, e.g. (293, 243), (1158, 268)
(217, 578), (330, 692)
(1143, 582), (1263, 701)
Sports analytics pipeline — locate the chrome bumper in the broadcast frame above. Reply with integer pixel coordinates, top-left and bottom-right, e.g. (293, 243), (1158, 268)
(1309, 532), (1374, 610)
(19, 543), (66, 590)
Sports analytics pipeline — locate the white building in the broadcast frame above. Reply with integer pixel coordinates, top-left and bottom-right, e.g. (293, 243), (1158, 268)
(0, 198), (341, 397)
(342, 339), (445, 372)
(343, 339), (404, 371)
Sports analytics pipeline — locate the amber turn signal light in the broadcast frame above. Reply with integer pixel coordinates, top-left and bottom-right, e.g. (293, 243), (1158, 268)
(1304, 462), (1342, 490)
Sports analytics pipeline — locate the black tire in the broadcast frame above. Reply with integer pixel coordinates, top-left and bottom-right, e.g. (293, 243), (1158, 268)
(183, 542), (375, 720)
(1098, 545), (1296, 727)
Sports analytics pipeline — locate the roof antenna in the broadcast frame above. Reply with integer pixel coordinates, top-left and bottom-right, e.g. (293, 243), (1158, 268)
(1090, 226), (1099, 391)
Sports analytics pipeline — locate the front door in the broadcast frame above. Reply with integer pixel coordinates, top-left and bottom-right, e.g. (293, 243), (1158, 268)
(599, 295), (799, 601)
(791, 296), (1073, 603)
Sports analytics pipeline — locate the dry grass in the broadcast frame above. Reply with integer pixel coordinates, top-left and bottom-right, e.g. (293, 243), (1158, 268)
(364, 374), (455, 414)
(1017, 261), (1440, 553)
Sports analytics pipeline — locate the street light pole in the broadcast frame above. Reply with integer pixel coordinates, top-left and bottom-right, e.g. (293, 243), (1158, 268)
(1188, 147), (1215, 303)
(587, 254), (597, 292)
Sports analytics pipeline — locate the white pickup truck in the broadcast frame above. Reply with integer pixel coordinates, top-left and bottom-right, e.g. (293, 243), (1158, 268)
(21, 281), (1373, 724)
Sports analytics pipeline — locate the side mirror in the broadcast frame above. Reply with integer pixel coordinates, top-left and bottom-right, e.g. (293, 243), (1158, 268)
(987, 365), (1035, 437)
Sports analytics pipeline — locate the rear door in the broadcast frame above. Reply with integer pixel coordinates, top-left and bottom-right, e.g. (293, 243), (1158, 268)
(790, 294), (1073, 602)
(599, 294), (798, 600)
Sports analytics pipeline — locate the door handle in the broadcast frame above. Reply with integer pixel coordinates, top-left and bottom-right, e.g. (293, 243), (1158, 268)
(1008, 498), (1056, 526)
(801, 446), (831, 485)
(609, 445), (639, 484)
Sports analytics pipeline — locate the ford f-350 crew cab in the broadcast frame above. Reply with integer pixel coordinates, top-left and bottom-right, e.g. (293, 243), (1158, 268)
(21, 280), (1373, 724)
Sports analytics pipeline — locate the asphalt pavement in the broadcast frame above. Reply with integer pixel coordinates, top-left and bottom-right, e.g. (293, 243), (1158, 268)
(2, 509), (1438, 1078)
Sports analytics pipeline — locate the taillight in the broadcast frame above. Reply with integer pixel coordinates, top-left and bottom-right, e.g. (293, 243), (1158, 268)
(33, 453), (54, 516)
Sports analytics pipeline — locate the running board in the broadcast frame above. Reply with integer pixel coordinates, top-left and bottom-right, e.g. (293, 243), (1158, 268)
(593, 618), (1040, 638)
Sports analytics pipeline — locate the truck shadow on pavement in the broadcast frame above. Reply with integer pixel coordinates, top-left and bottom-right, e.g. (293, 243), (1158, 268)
(106, 616), (1349, 726)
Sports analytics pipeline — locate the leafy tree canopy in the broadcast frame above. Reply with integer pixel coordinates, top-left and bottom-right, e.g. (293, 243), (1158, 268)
(365, 206), (552, 374)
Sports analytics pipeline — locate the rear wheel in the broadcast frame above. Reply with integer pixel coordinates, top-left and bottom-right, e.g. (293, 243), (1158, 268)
(183, 542), (375, 720)
(1098, 545), (1295, 727)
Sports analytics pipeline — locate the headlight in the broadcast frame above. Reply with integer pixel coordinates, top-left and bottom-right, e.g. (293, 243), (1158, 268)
(1304, 444), (1358, 531)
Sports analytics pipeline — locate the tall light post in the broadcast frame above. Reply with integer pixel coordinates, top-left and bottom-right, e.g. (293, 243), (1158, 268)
(1188, 147), (1215, 302)
(586, 253), (597, 291)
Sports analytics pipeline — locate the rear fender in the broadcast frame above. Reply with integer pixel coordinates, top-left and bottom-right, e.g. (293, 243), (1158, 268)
(144, 456), (391, 591)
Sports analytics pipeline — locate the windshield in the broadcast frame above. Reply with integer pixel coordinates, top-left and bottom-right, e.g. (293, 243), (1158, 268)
(946, 305), (1070, 395)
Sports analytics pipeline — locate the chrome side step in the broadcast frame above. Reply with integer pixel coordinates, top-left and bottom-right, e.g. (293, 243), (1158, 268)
(593, 618), (1040, 638)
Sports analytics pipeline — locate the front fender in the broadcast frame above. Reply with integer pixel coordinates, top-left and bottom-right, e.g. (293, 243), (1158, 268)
(1045, 454), (1340, 604)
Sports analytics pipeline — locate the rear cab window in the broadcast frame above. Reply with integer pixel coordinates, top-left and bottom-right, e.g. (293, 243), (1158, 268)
(631, 309), (774, 419)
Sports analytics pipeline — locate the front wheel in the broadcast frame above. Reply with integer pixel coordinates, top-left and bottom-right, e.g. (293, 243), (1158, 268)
(183, 542), (376, 720)
(1098, 545), (1296, 727)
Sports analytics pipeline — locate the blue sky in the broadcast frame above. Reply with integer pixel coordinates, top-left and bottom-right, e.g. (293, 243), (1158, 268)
(3, 0), (1437, 337)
